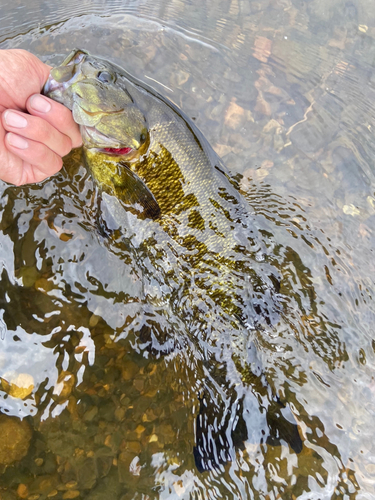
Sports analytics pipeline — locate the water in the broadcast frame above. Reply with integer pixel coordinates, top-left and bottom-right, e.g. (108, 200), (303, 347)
(0, 0), (375, 498)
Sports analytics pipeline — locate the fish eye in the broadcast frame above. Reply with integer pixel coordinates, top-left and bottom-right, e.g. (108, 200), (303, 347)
(140, 132), (147, 144)
(97, 71), (114, 83)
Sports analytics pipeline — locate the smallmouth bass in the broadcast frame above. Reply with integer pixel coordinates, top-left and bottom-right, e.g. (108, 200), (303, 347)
(44, 49), (302, 470)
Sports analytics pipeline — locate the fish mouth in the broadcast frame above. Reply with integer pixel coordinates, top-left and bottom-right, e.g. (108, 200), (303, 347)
(43, 75), (61, 95)
(101, 147), (134, 156)
(43, 51), (88, 102)
(81, 126), (138, 155)
(43, 75), (70, 102)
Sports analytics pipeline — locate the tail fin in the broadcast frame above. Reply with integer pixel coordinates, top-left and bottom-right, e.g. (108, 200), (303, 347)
(193, 381), (303, 472)
(193, 390), (247, 473)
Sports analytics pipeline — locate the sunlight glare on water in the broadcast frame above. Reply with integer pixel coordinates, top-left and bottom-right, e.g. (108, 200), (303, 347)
(1, 0), (375, 498)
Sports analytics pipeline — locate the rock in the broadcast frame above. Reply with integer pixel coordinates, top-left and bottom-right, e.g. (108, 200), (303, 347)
(16, 484), (29, 499)
(343, 204), (361, 216)
(1, 373), (34, 400)
(224, 99), (254, 129)
(0, 415), (32, 465)
(253, 36), (272, 63)
(53, 372), (76, 402)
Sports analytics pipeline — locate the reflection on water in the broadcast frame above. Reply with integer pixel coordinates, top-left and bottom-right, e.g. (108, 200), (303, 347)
(1, 0), (375, 498)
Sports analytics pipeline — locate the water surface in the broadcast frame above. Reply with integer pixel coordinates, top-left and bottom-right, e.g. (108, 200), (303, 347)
(1, 0), (375, 498)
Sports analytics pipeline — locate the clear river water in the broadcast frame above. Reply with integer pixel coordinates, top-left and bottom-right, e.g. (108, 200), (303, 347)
(1, 0), (375, 498)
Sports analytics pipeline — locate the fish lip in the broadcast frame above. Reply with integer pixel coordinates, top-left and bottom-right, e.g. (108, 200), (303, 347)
(82, 125), (124, 149)
(82, 126), (136, 156)
(43, 75), (74, 109)
(43, 75), (63, 95)
(43, 56), (86, 99)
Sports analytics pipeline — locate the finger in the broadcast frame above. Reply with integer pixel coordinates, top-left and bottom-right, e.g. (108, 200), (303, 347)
(26, 94), (82, 148)
(5, 132), (63, 178)
(2, 110), (73, 158)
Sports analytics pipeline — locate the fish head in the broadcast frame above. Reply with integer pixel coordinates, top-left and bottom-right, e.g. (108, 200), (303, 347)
(44, 50), (160, 219)
(44, 49), (148, 156)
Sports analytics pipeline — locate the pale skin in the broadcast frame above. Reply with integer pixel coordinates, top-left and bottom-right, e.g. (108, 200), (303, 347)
(0, 49), (82, 186)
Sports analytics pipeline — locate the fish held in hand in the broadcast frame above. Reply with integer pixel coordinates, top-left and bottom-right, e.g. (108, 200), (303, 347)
(44, 49), (302, 470)
(44, 49), (158, 219)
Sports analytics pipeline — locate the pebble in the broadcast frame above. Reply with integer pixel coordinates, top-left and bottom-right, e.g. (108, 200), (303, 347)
(1, 373), (34, 400)
(343, 204), (361, 216)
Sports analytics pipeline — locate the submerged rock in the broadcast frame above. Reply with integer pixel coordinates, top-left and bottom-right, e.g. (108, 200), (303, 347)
(0, 414), (32, 466)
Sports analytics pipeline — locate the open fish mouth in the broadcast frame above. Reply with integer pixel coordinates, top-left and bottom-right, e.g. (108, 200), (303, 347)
(81, 125), (137, 155)
(43, 75), (71, 103)
(43, 50), (87, 96)
(102, 147), (134, 155)
(43, 75), (62, 95)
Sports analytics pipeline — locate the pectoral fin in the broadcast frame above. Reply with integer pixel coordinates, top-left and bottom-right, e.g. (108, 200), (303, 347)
(113, 165), (161, 220)
(193, 389), (247, 473)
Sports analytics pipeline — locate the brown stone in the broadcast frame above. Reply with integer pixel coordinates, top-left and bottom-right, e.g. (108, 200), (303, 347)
(0, 415), (32, 466)
(121, 361), (139, 381)
(1, 373), (34, 400)
(224, 99), (253, 130)
(253, 36), (272, 63)
(17, 484), (29, 499)
(62, 491), (80, 499)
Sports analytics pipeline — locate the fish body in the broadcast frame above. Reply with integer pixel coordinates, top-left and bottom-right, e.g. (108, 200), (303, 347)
(44, 49), (302, 469)
(44, 50), (273, 323)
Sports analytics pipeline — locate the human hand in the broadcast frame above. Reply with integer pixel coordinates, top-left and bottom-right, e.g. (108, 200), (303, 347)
(0, 49), (82, 186)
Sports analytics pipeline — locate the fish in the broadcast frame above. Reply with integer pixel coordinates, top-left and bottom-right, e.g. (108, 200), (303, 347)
(44, 49), (303, 470)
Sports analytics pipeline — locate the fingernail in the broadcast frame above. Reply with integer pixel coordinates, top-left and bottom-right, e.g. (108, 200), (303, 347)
(29, 95), (52, 113)
(4, 111), (27, 128)
(7, 133), (29, 149)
